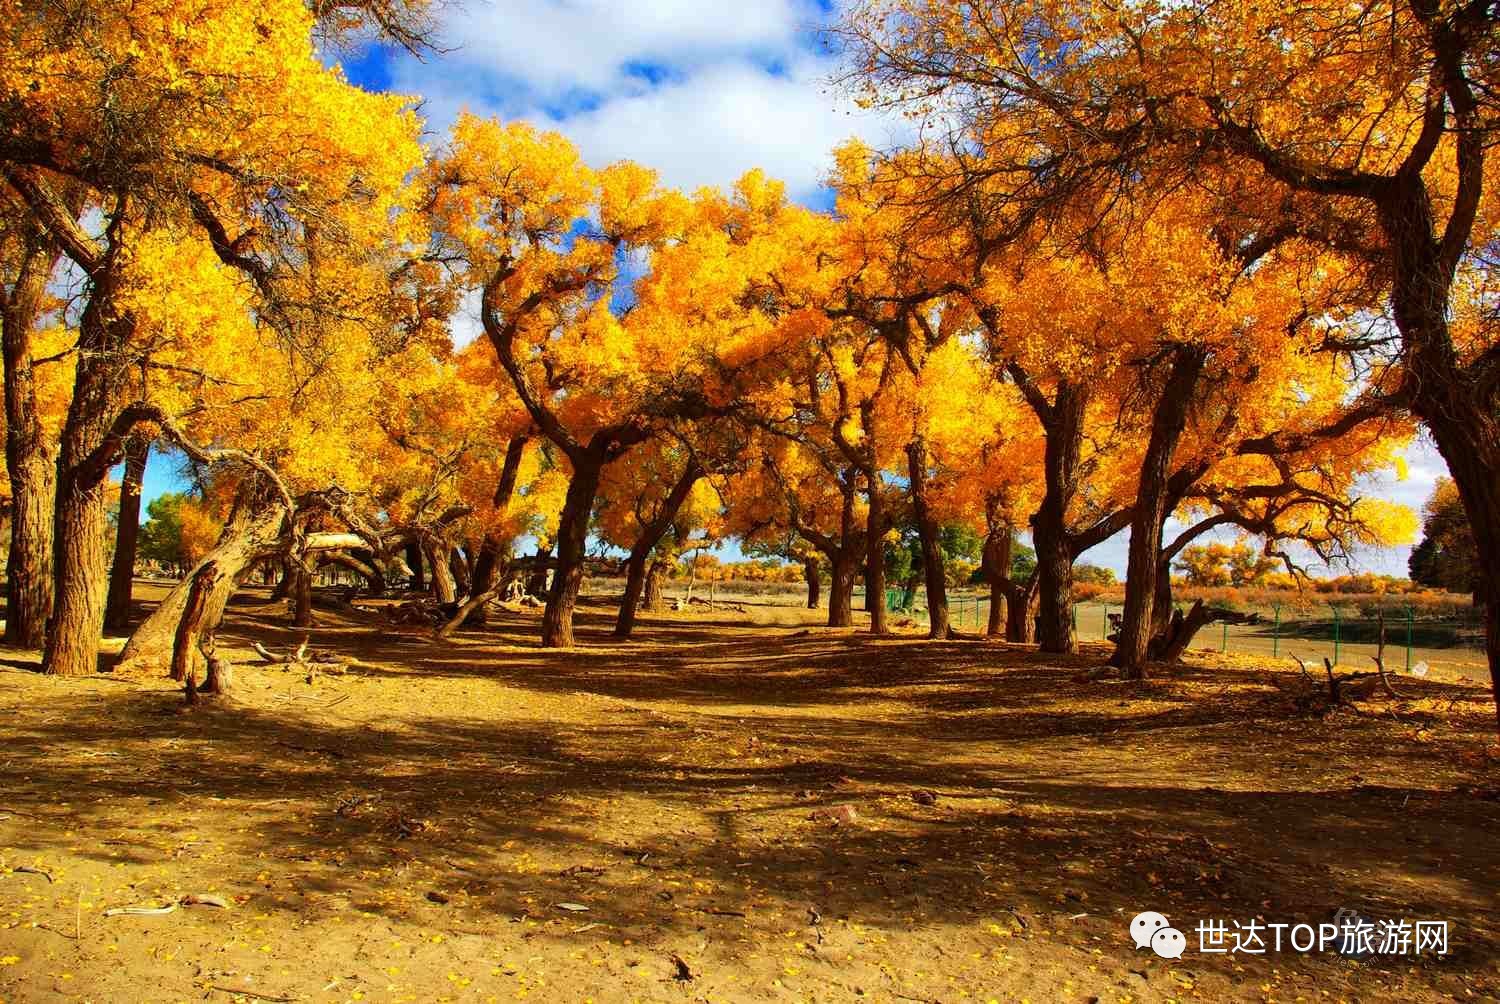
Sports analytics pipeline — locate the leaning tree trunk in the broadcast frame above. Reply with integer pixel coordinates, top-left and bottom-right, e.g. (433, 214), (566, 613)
(1422, 409), (1500, 731)
(906, 437), (950, 639)
(425, 538), (457, 606)
(542, 462), (603, 648)
(2, 239), (60, 650)
(172, 560), (221, 690)
(803, 556), (820, 609)
(117, 492), (288, 676)
(614, 459), (702, 639)
(1115, 347), (1206, 678)
(104, 436), (149, 632)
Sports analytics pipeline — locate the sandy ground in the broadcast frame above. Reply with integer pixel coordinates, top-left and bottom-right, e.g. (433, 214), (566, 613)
(1, 583), (1498, 1003)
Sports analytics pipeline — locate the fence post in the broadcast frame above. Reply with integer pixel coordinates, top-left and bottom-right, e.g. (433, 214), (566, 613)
(1272, 602), (1281, 657)
(1332, 605), (1341, 666)
(1405, 602), (1413, 672)
(1102, 606), (1109, 641)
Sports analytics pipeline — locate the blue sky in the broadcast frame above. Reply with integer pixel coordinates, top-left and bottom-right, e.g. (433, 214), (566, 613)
(134, 0), (1444, 577)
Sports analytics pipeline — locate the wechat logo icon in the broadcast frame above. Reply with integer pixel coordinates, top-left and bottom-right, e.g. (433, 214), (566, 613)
(1131, 910), (1187, 959)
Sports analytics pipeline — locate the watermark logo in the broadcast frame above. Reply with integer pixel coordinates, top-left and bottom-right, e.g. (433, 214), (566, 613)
(1129, 908), (1450, 958)
(1131, 911), (1181, 958)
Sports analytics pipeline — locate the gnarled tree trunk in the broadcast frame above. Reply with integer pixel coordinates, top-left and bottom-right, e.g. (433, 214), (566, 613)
(1, 234), (60, 650)
(104, 436), (149, 632)
(643, 558), (668, 611)
(118, 489), (288, 676)
(803, 555), (820, 609)
(1115, 346), (1207, 678)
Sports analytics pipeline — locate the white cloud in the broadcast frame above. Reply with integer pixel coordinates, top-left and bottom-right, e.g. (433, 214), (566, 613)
(421, 0), (809, 96)
(385, 0), (901, 202)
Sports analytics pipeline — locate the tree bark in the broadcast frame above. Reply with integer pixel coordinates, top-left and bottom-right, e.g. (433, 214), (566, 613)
(827, 553), (855, 627)
(803, 555), (820, 609)
(542, 462), (602, 648)
(1, 235), (60, 650)
(42, 258), (139, 677)
(1032, 381), (1087, 654)
(614, 458), (702, 639)
(864, 474), (889, 636)
(290, 561), (313, 627)
(1115, 346), (1207, 678)
(103, 436), (149, 632)
(118, 489), (288, 675)
(171, 560), (220, 690)
(982, 528), (1011, 637)
(643, 558), (668, 611)
(906, 436), (949, 639)
(425, 537), (457, 605)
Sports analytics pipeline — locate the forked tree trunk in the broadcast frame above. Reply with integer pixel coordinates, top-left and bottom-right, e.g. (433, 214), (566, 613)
(542, 463), (602, 648)
(906, 437), (949, 639)
(803, 556), (820, 609)
(1007, 586), (1036, 643)
(104, 436), (149, 632)
(1115, 347), (1207, 678)
(2, 237), (60, 650)
(614, 458), (702, 639)
(117, 490), (289, 676)
(42, 260), (137, 677)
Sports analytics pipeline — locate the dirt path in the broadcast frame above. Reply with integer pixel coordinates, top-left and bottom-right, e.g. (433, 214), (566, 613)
(1, 588), (1498, 1002)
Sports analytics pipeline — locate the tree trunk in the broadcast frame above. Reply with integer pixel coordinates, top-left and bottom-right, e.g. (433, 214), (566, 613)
(118, 490), (288, 676)
(104, 436), (149, 632)
(1379, 179), (1500, 732)
(542, 462), (602, 648)
(42, 258), (137, 677)
(906, 437), (950, 639)
(290, 561), (313, 627)
(1032, 382), (1087, 655)
(2, 237), (60, 650)
(803, 556), (820, 609)
(425, 538), (457, 605)
(616, 552), (650, 639)
(982, 529), (1010, 637)
(827, 552), (855, 628)
(614, 458), (702, 639)
(1006, 584), (1035, 643)
(171, 560), (220, 690)
(641, 558), (667, 611)
(449, 546), (471, 597)
(865, 479), (888, 636)
(1115, 347), (1207, 678)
